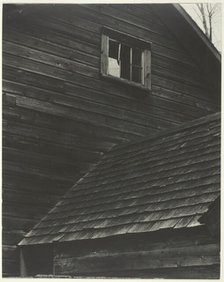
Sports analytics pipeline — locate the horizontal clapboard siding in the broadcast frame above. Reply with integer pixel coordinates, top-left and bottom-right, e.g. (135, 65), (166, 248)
(2, 4), (220, 276)
(53, 230), (220, 278)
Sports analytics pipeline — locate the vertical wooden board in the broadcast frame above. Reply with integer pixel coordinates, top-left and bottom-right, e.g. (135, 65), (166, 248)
(20, 248), (28, 277)
(101, 34), (109, 76)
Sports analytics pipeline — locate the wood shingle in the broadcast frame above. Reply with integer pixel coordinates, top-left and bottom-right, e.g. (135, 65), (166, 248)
(19, 112), (220, 246)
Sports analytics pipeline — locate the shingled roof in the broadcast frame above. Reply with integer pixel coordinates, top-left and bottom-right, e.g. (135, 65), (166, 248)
(19, 112), (220, 246)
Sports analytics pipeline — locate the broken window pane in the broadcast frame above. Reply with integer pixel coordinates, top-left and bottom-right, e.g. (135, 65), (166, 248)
(108, 39), (120, 77)
(106, 38), (144, 85)
(108, 58), (120, 77)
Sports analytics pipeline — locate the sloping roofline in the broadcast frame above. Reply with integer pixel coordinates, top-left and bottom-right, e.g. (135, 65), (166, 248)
(112, 111), (220, 152)
(19, 111), (220, 246)
(173, 4), (221, 62)
(152, 3), (221, 99)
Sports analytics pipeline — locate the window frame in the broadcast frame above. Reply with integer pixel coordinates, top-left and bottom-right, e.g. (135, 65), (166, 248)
(101, 28), (152, 90)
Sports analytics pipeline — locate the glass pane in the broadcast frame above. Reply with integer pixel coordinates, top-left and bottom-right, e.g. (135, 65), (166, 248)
(132, 47), (142, 66)
(108, 57), (120, 77)
(132, 66), (142, 83)
(120, 44), (130, 80)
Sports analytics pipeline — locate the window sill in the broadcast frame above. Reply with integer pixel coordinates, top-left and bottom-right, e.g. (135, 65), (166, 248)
(101, 73), (151, 92)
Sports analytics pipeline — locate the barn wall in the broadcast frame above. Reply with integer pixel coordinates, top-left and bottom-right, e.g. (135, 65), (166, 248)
(53, 229), (220, 279)
(2, 4), (220, 276)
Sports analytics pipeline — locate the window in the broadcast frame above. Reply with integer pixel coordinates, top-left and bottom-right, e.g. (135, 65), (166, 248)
(101, 28), (151, 90)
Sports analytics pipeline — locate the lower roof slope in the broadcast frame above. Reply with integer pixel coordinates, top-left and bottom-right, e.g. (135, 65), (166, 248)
(20, 112), (220, 245)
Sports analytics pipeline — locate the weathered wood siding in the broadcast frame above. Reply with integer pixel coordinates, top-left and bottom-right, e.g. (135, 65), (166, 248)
(2, 4), (220, 276)
(53, 229), (220, 278)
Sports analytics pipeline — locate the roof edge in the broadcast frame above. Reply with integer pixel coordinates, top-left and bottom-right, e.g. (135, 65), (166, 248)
(111, 112), (221, 152)
(173, 4), (221, 63)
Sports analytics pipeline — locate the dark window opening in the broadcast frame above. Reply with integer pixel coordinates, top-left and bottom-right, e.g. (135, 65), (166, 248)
(132, 47), (142, 83)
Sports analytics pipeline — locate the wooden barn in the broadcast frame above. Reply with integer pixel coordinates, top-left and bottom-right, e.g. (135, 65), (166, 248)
(2, 3), (221, 278)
